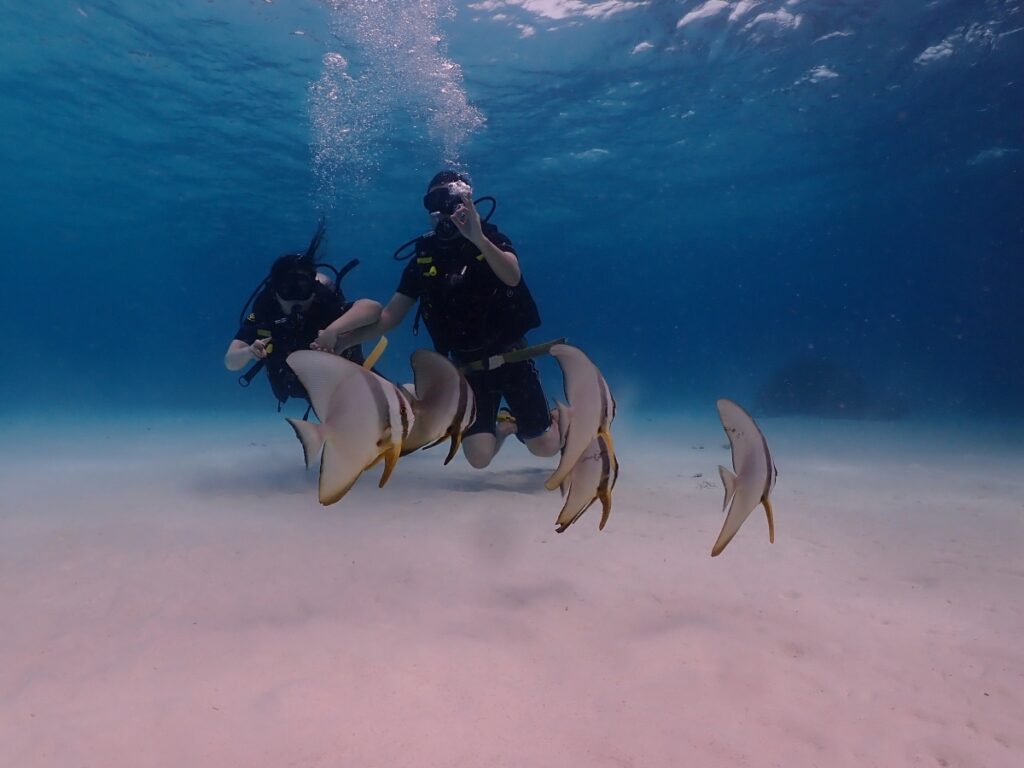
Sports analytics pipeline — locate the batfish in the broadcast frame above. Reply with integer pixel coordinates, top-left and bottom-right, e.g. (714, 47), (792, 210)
(285, 350), (414, 505)
(554, 429), (619, 533)
(712, 398), (778, 557)
(402, 349), (477, 463)
(544, 344), (616, 492)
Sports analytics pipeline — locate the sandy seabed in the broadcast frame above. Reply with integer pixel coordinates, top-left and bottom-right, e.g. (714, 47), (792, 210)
(1, 410), (1022, 768)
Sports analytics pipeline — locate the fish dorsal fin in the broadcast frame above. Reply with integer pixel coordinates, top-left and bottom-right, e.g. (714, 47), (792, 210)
(717, 397), (767, 474)
(718, 465), (737, 512)
(286, 350), (363, 422)
(403, 348), (467, 455)
(410, 348), (451, 407)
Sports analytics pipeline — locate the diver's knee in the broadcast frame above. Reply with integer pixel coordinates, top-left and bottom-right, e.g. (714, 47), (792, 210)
(462, 435), (495, 469)
(525, 429), (560, 457)
(464, 451), (491, 469)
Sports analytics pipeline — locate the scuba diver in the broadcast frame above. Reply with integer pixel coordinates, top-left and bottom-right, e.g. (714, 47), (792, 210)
(331, 171), (561, 469)
(224, 220), (381, 411)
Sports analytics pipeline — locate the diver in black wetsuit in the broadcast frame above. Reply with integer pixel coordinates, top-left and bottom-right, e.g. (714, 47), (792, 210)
(333, 171), (560, 468)
(224, 224), (381, 411)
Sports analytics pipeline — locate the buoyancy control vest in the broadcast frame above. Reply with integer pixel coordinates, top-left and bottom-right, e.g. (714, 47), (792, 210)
(411, 230), (540, 361)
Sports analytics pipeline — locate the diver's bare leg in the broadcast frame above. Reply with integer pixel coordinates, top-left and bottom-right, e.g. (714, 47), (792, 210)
(524, 425), (560, 457)
(462, 432), (497, 468)
(462, 419), (517, 468)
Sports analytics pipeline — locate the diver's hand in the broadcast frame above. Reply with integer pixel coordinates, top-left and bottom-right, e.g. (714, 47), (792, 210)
(450, 194), (483, 244)
(250, 337), (272, 360)
(311, 328), (338, 352)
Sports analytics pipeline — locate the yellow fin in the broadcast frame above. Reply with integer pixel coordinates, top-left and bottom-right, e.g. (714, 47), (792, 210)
(378, 442), (402, 488)
(763, 496), (776, 544)
(444, 430), (463, 465)
(597, 488), (612, 531)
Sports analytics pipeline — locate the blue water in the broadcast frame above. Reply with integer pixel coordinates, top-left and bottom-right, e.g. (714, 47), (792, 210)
(2, 0), (1021, 418)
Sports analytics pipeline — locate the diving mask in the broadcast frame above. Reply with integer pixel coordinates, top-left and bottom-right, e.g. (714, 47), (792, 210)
(423, 180), (473, 217)
(274, 270), (315, 301)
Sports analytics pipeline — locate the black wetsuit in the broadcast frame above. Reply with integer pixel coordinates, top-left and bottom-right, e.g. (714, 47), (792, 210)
(396, 223), (550, 439)
(235, 283), (363, 405)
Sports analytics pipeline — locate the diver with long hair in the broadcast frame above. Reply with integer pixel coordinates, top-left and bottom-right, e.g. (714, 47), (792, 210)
(224, 219), (381, 411)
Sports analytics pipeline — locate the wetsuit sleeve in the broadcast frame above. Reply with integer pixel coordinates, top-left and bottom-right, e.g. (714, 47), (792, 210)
(323, 293), (352, 322)
(235, 314), (258, 344)
(396, 258), (422, 299)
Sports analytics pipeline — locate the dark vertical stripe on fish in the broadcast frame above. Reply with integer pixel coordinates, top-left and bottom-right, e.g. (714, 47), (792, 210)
(450, 375), (468, 437)
(396, 386), (411, 440)
(366, 375), (392, 437)
(597, 433), (611, 492)
(760, 430), (773, 499)
(597, 370), (609, 425)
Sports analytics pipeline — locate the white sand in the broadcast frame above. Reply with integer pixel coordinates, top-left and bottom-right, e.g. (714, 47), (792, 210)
(1, 411), (1022, 767)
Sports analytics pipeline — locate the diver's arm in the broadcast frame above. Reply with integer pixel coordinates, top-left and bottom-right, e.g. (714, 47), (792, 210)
(451, 196), (521, 286)
(474, 235), (521, 287)
(332, 292), (416, 350)
(314, 298), (382, 352)
(224, 338), (270, 371)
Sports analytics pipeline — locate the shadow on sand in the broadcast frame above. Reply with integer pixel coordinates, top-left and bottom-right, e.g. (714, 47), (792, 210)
(405, 465), (551, 496)
(186, 454), (552, 501)
(188, 461), (315, 497)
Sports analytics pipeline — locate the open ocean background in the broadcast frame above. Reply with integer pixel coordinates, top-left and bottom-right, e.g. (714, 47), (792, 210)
(1, 0), (1021, 420)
